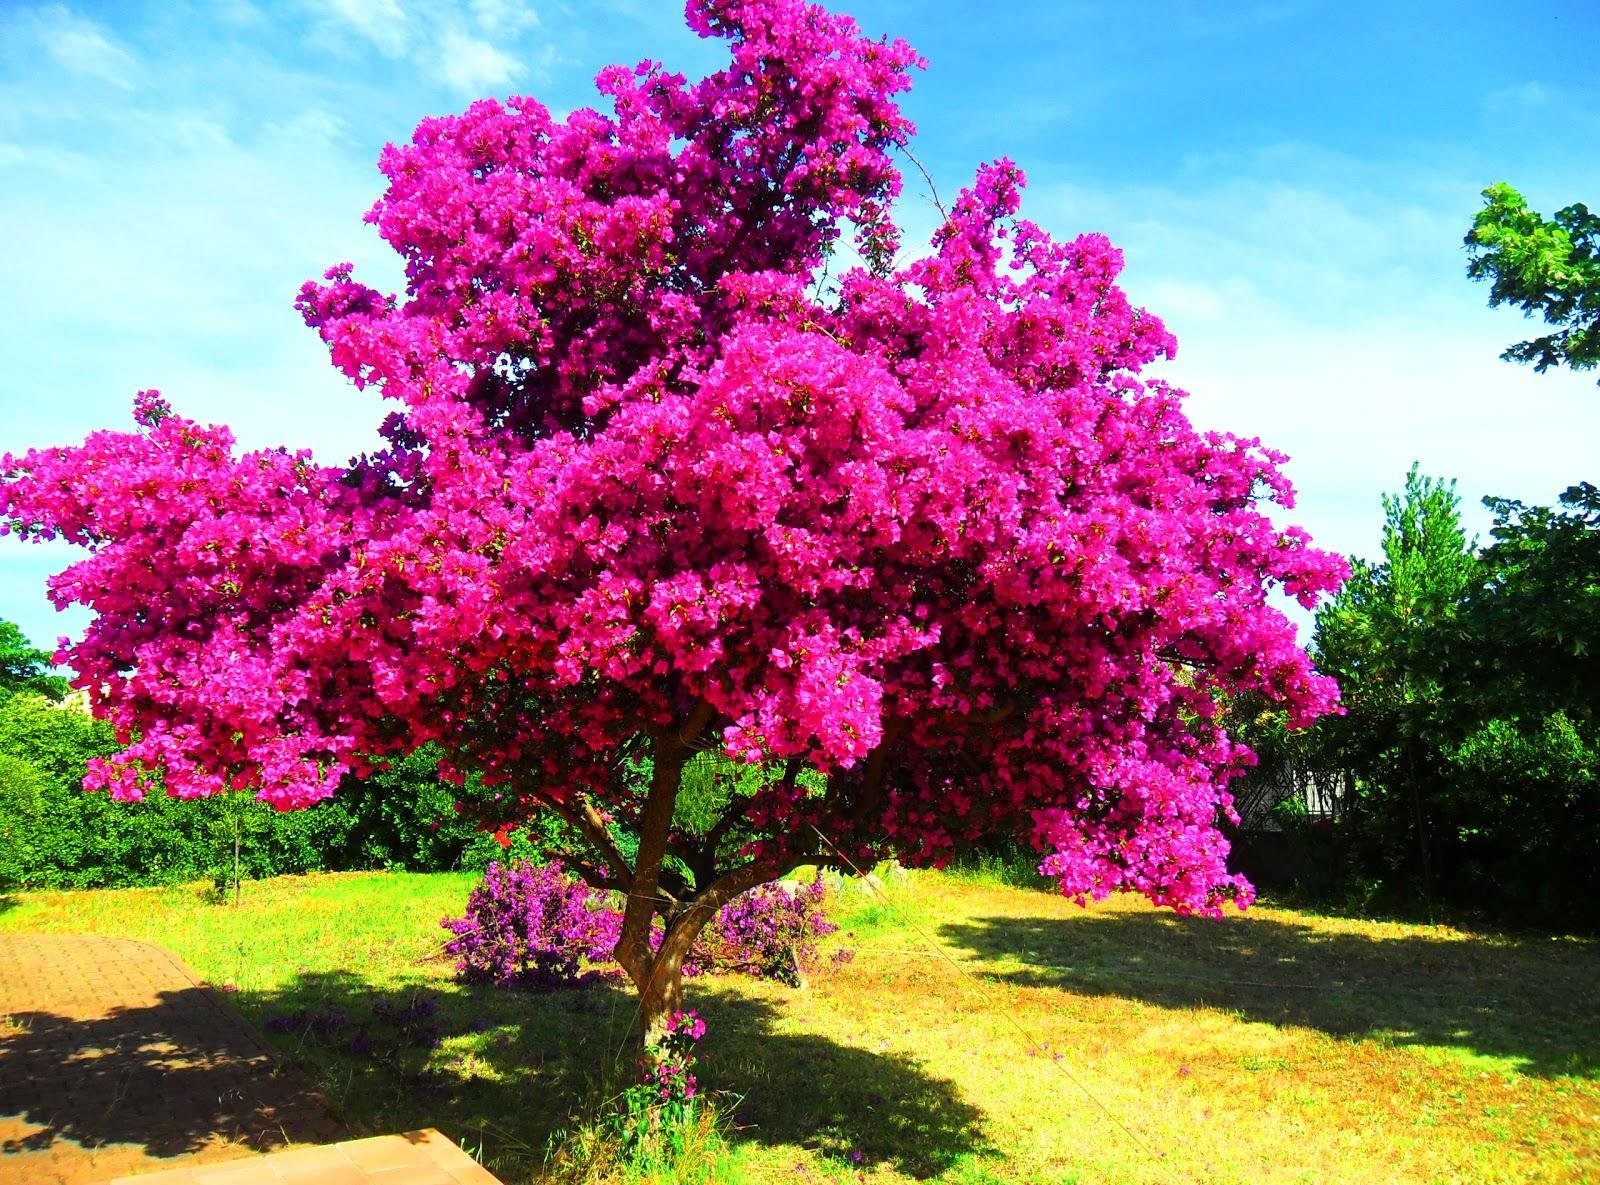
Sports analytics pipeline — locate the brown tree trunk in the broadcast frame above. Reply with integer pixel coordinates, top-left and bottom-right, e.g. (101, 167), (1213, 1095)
(632, 910), (711, 1048)
(623, 854), (808, 1047)
(606, 717), (812, 1049)
(612, 729), (699, 1049)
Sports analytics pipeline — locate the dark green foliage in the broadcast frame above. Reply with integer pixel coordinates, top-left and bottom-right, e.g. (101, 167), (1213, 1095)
(0, 752), (52, 888)
(0, 618), (68, 705)
(1466, 182), (1600, 380)
(1444, 714), (1598, 920)
(1471, 483), (1600, 721)
(1299, 469), (1600, 929)
(0, 694), (559, 890)
(1308, 468), (1479, 909)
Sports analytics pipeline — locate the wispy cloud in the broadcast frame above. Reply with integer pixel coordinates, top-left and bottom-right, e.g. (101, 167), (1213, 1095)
(470, 0), (541, 38)
(435, 27), (521, 94)
(304, 0), (554, 93)
(19, 4), (138, 89)
(321, 0), (410, 57)
(1483, 80), (1550, 119)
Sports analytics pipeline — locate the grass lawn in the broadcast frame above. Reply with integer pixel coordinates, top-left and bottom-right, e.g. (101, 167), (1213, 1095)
(2, 869), (1596, 1184)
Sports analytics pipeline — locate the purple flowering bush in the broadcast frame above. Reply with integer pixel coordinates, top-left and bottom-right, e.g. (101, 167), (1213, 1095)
(441, 861), (841, 991)
(691, 879), (838, 985)
(441, 860), (620, 989)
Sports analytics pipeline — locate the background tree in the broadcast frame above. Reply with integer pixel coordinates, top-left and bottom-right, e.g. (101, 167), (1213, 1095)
(1304, 470), (1600, 927)
(1466, 181), (1599, 381)
(0, 0), (1343, 1040)
(1309, 466), (1479, 914)
(1471, 483), (1600, 722)
(0, 618), (68, 705)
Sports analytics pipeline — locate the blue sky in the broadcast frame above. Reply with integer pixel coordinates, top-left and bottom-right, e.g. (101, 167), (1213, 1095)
(2, 0), (1598, 655)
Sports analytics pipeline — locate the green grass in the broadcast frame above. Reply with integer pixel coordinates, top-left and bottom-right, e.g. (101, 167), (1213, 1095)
(3, 870), (1597, 1184)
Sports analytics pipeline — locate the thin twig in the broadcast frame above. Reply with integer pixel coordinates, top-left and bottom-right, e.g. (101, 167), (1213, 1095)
(899, 146), (948, 221)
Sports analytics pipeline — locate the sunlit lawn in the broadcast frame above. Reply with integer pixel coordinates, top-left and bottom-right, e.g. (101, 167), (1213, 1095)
(2, 870), (1596, 1184)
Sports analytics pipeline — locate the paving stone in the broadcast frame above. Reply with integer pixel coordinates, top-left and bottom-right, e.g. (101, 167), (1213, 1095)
(1, 936), (504, 1185)
(0, 933), (342, 1185)
(102, 1132), (502, 1185)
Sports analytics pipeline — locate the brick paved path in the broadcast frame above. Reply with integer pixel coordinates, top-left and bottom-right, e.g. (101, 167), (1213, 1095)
(0, 933), (343, 1185)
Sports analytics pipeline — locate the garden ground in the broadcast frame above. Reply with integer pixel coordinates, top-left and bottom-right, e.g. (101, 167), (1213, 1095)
(1, 869), (1595, 1184)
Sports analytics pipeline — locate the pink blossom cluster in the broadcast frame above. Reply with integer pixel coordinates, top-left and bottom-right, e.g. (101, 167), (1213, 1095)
(0, 0), (1344, 916)
(646, 1010), (706, 1103)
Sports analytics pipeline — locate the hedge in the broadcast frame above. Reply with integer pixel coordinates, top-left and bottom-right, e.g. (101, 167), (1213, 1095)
(0, 693), (555, 891)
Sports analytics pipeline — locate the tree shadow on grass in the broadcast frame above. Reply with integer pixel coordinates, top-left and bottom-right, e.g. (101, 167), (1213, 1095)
(0, 987), (342, 1163)
(693, 985), (991, 1175)
(228, 970), (987, 1181)
(938, 908), (1600, 1079)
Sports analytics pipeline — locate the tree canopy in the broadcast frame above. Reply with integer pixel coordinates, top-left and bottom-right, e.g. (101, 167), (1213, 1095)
(0, 0), (1343, 1029)
(1304, 469), (1600, 926)
(1472, 483), (1600, 724)
(1466, 181), (1600, 381)
(0, 618), (68, 706)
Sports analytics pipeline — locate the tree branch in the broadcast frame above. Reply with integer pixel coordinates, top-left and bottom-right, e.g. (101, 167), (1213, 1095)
(546, 795), (635, 890)
(675, 700), (717, 752)
(690, 757), (799, 887)
(563, 857), (627, 895)
(670, 848), (816, 943)
(898, 146), (949, 221)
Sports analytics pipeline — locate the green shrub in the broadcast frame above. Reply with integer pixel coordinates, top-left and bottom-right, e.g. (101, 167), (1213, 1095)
(0, 696), (562, 889)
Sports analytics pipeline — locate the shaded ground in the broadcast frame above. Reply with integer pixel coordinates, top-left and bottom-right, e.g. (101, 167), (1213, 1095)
(232, 969), (988, 1182)
(0, 933), (342, 1185)
(937, 902), (1600, 1078)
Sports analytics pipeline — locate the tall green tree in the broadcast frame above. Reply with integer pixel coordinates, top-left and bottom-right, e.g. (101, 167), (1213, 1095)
(1310, 467), (1480, 912)
(1466, 182), (1600, 380)
(1305, 470), (1600, 927)
(0, 619), (68, 705)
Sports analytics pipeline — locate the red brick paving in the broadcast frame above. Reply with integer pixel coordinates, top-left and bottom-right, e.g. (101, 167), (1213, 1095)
(0, 933), (344, 1185)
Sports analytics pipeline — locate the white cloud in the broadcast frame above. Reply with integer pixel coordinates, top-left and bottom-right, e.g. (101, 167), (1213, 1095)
(263, 107), (349, 151)
(24, 4), (138, 89)
(1139, 278), (1233, 328)
(297, 0), (551, 93)
(217, 0), (268, 27)
(470, 0), (541, 38)
(1016, 146), (1600, 583)
(434, 27), (520, 94)
(1483, 80), (1550, 120)
(322, 0), (410, 57)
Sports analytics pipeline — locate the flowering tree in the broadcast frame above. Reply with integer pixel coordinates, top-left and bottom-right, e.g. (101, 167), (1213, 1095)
(1, 0), (1343, 1040)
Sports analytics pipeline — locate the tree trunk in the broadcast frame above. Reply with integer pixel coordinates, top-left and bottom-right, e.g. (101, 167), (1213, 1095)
(612, 730), (694, 1048)
(631, 910), (712, 1048)
(621, 851), (804, 1047)
(605, 719), (810, 1049)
